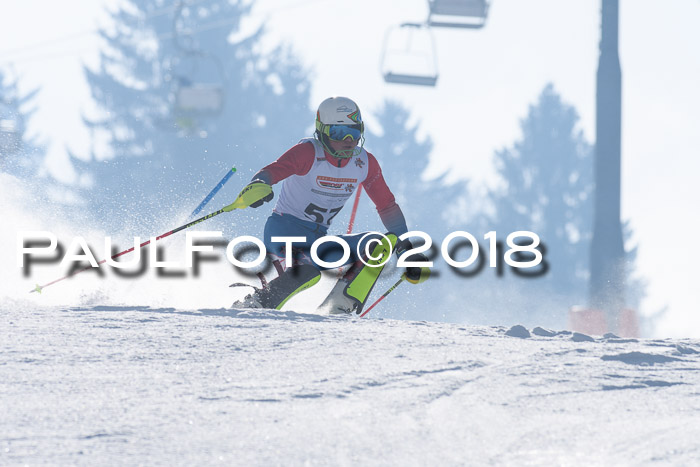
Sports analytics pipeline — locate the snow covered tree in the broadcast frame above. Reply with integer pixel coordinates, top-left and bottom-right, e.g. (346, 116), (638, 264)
(0, 70), (43, 178)
(489, 83), (593, 297)
(83, 0), (311, 233)
(486, 83), (644, 326)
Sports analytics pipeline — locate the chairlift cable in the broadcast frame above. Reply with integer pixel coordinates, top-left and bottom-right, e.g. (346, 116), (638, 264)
(0, 0), (212, 62)
(0, 0), (323, 64)
(0, 15), (244, 67)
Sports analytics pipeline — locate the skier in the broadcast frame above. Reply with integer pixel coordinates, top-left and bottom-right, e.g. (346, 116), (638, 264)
(232, 96), (429, 314)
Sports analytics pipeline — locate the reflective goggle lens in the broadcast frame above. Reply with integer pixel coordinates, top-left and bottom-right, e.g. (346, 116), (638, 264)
(328, 124), (362, 141)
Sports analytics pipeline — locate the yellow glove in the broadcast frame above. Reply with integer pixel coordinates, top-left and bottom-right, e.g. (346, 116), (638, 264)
(237, 180), (273, 208)
(396, 239), (430, 284)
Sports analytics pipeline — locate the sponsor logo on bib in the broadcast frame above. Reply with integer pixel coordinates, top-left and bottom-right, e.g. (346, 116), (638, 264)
(316, 175), (357, 191)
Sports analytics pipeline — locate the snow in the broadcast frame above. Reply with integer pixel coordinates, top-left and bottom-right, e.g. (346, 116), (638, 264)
(2, 304), (700, 465)
(2, 171), (699, 464)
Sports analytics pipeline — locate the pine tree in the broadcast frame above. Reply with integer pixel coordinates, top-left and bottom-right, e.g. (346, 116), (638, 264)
(489, 83), (594, 299)
(83, 0), (311, 233)
(0, 70), (42, 177)
(487, 83), (644, 326)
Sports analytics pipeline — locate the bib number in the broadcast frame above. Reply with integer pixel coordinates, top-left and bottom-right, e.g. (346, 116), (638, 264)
(304, 203), (342, 225)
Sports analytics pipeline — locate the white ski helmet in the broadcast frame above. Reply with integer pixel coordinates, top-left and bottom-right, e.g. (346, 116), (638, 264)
(314, 96), (365, 158)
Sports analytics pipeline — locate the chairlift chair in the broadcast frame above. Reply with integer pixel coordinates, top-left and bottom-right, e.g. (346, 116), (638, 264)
(170, 2), (226, 119)
(380, 23), (439, 87)
(0, 101), (22, 156)
(172, 52), (226, 116)
(166, 54), (226, 136)
(175, 82), (224, 113)
(428, 0), (489, 29)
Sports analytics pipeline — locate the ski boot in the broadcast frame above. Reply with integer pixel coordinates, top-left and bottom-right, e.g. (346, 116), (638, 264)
(318, 233), (397, 315)
(231, 264), (321, 310)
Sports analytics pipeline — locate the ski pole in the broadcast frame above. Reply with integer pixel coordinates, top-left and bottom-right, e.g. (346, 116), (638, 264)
(189, 167), (237, 218)
(29, 182), (270, 294)
(359, 273), (406, 318)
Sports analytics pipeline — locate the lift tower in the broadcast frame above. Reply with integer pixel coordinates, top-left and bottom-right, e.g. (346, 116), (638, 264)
(590, 0), (626, 333)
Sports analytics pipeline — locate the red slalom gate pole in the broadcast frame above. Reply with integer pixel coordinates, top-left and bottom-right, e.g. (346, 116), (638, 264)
(346, 184), (363, 234)
(332, 185), (365, 280)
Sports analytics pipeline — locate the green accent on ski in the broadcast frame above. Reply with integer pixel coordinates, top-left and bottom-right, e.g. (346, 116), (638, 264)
(34, 284), (42, 294)
(346, 233), (397, 305)
(275, 274), (321, 310)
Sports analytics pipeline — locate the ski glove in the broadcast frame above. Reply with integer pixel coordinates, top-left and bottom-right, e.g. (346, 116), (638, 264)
(395, 239), (430, 285)
(242, 179), (274, 208)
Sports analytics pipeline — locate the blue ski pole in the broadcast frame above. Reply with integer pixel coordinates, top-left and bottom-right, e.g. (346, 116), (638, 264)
(189, 167), (237, 218)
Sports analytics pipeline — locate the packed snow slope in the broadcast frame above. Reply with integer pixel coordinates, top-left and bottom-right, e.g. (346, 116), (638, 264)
(2, 304), (699, 465)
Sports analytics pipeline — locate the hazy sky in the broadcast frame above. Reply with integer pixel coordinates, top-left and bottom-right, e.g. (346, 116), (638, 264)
(1, 0), (698, 336)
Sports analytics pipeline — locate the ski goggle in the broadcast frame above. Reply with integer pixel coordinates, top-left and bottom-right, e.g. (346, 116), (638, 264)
(328, 124), (362, 142)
